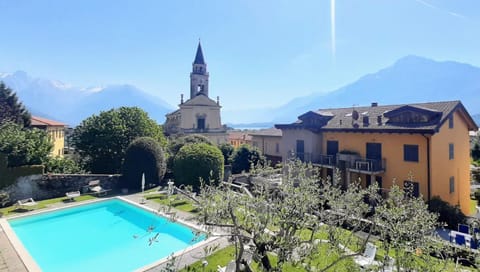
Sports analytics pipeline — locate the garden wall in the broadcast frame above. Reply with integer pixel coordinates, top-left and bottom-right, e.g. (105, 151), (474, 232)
(2, 174), (121, 205)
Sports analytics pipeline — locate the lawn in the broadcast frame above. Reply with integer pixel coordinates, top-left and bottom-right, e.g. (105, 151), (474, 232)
(0, 194), (97, 216)
(145, 193), (199, 214)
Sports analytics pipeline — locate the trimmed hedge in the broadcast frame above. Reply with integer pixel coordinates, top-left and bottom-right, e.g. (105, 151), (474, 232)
(173, 143), (224, 190)
(0, 153), (43, 190)
(121, 137), (166, 190)
(231, 144), (265, 174)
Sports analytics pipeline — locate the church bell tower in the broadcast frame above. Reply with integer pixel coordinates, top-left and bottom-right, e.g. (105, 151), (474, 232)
(190, 41), (209, 99)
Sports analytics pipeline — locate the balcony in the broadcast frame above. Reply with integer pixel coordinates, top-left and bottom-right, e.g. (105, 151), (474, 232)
(314, 154), (336, 168)
(347, 158), (386, 174)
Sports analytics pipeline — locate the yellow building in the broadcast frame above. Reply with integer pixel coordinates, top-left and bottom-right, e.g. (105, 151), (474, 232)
(228, 131), (252, 148)
(276, 101), (478, 214)
(30, 116), (66, 157)
(249, 128), (283, 164)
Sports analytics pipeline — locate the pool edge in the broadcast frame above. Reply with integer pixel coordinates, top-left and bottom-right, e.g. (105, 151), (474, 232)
(3, 196), (219, 272)
(0, 218), (41, 272)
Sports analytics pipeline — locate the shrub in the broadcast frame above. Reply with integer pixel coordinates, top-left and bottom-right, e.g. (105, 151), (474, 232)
(173, 143), (224, 190)
(121, 137), (166, 190)
(231, 144), (265, 174)
(44, 156), (84, 174)
(218, 143), (234, 165)
(428, 196), (467, 229)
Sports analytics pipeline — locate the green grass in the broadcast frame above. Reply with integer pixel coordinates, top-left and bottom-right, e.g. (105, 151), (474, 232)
(0, 194), (97, 216)
(179, 246), (236, 272)
(470, 199), (477, 215)
(145, 193), (199, 213)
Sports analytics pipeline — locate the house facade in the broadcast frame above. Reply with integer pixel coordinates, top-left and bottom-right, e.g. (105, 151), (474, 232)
(275, 101), (478, 214)
(30, 116), (66, 157)
(164, 42), (227, 144)
(228, 131), (252, 148)
(249, 128), (283, 165)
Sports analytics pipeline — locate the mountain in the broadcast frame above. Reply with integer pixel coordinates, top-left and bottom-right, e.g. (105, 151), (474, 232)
(267, 55), (480, 124)
(473, 114), (480, 126)
(0, 71), (173, 126)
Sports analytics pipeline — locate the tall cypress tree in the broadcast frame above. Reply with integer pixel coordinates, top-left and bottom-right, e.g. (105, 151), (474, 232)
(0, 81), (31, 127)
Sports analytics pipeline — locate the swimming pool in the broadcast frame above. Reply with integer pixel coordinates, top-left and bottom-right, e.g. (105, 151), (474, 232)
(3, 198), (206, 272)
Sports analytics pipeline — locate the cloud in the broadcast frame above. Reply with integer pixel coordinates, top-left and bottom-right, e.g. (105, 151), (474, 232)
(413, 0), (467, 19)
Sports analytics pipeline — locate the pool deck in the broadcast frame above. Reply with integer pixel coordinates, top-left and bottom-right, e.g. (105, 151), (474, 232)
(0, 192), (230, 272)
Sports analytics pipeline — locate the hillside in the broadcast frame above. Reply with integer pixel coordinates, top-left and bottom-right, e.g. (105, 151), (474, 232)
(0, 71), (173, 126)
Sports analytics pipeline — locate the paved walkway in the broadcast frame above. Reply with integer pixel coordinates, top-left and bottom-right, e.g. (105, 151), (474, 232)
(0, 192), (230, 272)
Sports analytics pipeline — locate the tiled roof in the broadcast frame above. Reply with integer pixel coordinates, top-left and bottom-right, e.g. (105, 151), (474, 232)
(276, 101), (478, 133)
(31, 116), (66, 127)
(193, 42), (206, 65)
(228, 131), (252, 141)
(249, 128), (282, 137)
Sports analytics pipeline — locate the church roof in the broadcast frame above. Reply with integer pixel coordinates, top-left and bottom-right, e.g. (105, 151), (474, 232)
(182, 93), (219, 107)
(193, 42), (206, 65)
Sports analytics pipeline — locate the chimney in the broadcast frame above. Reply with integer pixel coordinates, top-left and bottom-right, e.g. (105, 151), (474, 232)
(371, 102), (378, 107)
(180, 94), (184, 104)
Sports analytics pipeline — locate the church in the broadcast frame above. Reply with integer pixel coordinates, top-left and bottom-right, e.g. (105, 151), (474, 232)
(164, 42), (228, 144)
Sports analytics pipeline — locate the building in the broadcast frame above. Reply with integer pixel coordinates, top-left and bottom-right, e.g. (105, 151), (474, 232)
(30, 116), (66, 157)
(164, 42), (227, 144)
(249, 128), (283, 164)
(275, 101), (478, 214)
(228, 131), (252, 148)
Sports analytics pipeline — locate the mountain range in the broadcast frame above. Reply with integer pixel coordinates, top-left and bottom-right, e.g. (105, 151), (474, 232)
(223, 55), (480, 126)
(0, 71), (173, 126)
(1, 55), (479, 127)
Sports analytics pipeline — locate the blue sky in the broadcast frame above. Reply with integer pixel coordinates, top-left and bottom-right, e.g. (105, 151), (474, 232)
(0, 0), (479, 110)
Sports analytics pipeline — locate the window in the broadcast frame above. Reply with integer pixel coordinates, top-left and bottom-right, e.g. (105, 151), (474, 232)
(275, 143), (279, 153)
(197, 118), (205, 130)
(252, 141), (258, 147)
(448, 115), (454, 129)
(404, 145), (419, 162)
(449, 143), (454, 160)
(404, 181), (420, 198)
(449, 176), (455, 193)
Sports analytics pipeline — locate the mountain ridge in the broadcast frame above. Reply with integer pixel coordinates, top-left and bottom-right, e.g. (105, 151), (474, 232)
(0, 71), (174, 126)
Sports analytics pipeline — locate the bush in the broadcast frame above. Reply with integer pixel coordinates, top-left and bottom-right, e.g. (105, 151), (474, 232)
(231, 144), (265, 174)
(44, 156), (84, 174)
(475, 189), (480, 205)
(166, 134), (213, 173)
(121, 137), (166, 190)
(218, 143), (234, 165)
(173, 143), (224, 190)
(428, 196), (467, 229)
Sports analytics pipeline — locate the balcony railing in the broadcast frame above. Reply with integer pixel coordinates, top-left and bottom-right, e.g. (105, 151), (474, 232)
(287, 151), (386, 174)
(348, 158), (386, 173)
(317, 154), (336, 166)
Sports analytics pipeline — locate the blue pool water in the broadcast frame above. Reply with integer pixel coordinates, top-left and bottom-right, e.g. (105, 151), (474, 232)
(8, 198), (205, 272)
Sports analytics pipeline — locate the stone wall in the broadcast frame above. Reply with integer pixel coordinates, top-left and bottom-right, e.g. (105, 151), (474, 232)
(2, 174), (120, 205)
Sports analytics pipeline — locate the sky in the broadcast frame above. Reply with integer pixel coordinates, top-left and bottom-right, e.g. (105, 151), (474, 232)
(0, 0), (479, 111)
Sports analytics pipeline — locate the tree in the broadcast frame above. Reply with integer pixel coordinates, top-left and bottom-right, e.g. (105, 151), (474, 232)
(0, 82), (31, 127)
(168, 134), (212, 156)
(428, 196), (466, 230)
(218, 142), (234, 165)
(173, 143), (223, 189)
(193, 161), (451, 272)
(0, 122), (52, 167)
(472, 143), (480, 162)
(44, 156), (84, 174)
(196, 161), (376, 271)
(373, 183), (442, 271)
(72, 107), (166, 173)
(121, 137), (167, 190)
(231, 144), (265, 174)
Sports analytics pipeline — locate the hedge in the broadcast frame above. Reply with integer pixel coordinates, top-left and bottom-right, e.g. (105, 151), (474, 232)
(121, 137), (166, 190)
(173, 143), (224, 190)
